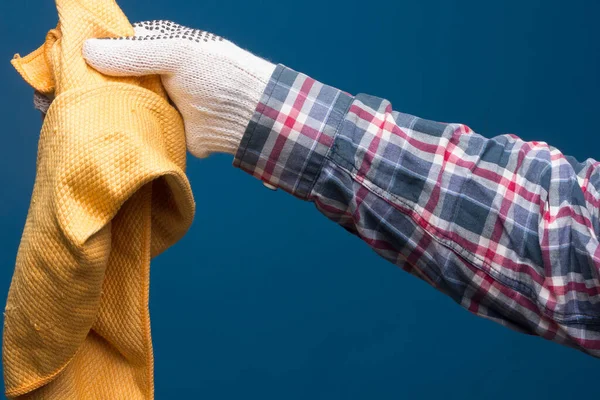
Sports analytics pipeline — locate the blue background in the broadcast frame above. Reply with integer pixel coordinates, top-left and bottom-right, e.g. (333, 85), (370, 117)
(1, 0), (598, 398)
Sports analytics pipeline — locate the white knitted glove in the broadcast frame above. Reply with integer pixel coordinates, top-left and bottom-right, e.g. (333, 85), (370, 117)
(34, 91), (53, 115)
(82, 20), (276, 158)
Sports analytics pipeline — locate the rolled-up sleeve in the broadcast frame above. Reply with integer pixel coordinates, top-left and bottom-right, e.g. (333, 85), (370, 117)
(234, 64), (600, 358)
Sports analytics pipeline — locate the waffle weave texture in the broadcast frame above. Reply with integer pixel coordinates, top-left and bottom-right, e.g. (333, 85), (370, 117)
(4, 0), (196, 398)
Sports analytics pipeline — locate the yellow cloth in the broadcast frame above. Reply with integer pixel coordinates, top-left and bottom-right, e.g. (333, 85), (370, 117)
(3, 0), (196, 398)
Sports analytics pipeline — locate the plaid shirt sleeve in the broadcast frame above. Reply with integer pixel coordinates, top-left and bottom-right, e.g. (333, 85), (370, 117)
(234, 65), (600, 357)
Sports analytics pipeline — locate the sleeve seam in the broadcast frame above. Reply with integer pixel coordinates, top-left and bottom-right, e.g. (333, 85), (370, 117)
(308, 92), (354, 197)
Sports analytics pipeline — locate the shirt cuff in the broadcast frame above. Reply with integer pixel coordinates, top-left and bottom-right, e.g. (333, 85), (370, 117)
(233, 64), (354, 200)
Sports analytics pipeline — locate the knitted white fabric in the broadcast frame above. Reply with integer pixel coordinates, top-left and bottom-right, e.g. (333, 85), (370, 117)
(83, 20), (276, 158)
(33, 91), (53, 115)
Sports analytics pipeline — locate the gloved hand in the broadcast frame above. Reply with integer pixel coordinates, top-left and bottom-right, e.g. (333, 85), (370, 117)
(80, 20), (276, 158)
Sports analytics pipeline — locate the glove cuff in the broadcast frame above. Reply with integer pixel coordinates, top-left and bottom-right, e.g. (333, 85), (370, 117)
(187, 51), (276, 157)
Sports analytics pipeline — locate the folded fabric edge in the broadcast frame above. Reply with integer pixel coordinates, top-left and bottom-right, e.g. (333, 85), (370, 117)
(12, 45), (55, 95)
(5, 351), (78, 398)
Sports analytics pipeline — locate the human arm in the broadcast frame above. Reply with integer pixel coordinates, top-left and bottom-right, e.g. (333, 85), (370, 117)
(83, 21), (600, 357)
(235, 65), (600, 357)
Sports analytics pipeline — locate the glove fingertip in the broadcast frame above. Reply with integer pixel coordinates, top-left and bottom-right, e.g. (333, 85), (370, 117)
(82, 36), (174, 77)
(81, 39), (106, 66)
(82, 38), (134, 76)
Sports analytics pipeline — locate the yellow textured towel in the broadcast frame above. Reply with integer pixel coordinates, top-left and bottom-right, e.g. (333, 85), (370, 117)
(4, 0), (196, 398)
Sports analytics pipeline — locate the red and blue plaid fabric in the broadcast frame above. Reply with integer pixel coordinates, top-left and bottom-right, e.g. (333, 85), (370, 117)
(234, 65), (600, 357)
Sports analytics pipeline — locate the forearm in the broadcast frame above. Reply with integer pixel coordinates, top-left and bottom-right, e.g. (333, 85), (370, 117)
(235, 65), (600, 357)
